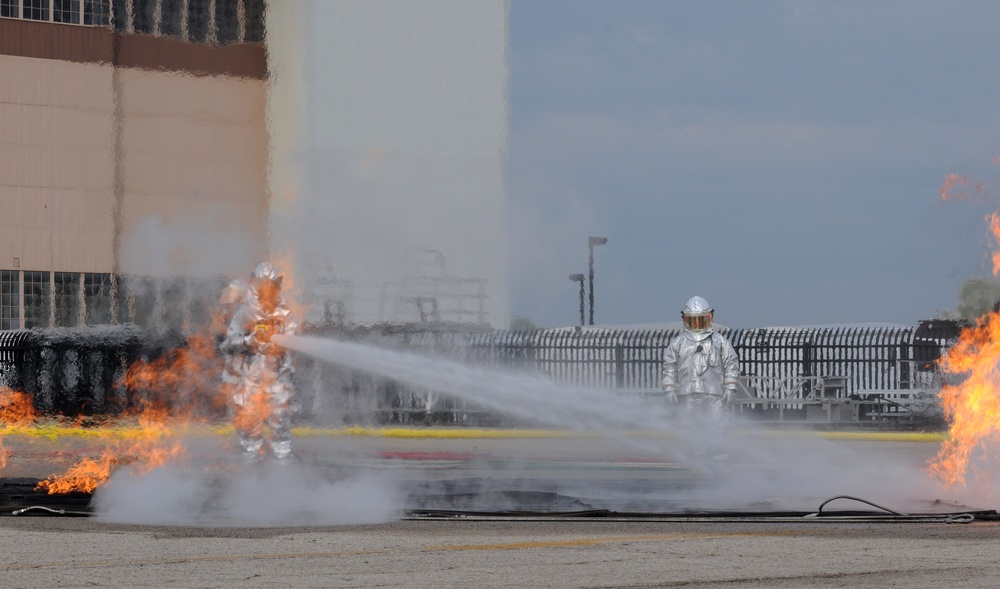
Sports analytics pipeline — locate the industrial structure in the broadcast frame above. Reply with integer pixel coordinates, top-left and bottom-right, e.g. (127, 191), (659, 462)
(1, 0), (510, 331)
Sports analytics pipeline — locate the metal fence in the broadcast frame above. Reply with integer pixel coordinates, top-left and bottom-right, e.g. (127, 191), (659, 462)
(0, 321), (961, 423)
(450, 324), (953, 396)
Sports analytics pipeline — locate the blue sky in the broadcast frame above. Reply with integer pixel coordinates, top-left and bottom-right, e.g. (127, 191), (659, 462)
(505, 0), (1000, 329)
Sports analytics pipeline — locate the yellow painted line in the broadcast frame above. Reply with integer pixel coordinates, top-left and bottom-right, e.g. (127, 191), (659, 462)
(0, 424), (948, 442)
(814, 431), (945, 443)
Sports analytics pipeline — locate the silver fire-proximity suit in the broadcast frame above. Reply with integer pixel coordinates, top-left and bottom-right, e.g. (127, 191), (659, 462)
(661, 296), (740, 420)
(220, 263), (297, 462)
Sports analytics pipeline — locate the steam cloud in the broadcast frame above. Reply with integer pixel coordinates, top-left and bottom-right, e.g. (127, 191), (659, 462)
(93, 456), (401, 527)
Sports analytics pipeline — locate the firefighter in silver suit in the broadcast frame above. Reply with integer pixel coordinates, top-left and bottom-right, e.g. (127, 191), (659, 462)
(661, 296), (740, 419)
(219, 277), (251, 393)
(221, 262), (297, 462)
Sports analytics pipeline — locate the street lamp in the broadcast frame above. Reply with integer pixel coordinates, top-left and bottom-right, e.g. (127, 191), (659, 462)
(587, 236), (607, 325)
(568, 273), (585, 327)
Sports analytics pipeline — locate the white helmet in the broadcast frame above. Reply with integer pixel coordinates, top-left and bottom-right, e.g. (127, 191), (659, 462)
(681, 296), (713, 332)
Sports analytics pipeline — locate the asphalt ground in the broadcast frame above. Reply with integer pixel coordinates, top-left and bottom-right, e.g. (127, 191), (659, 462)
(3, 426), (1000, 587)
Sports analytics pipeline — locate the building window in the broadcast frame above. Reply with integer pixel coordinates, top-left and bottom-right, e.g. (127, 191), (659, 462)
(160, 0), (184, 37)
(187, 0), (211, 43)
(53, 272), (80, 327)
(132, 0), (153, 33)
(111, 0), (126, 30)
(83, 0), (109, 25)
(53, 0), (80, 23)
(0, 0), (19, 19)
(127, 276), (158, 328)
(2, 0), (262, 43)
(244, 0), (265, 43)
(23, 0), (49, 21)
(23, 271), (51, 329)
(84, 273), (112, 324)
(0, 271), (18, 331)
(216, 0), (238, 44)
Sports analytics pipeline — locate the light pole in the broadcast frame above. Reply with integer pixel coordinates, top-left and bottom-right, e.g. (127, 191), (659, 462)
(587, 236), (607, 325)
(568, 273), (585, 327)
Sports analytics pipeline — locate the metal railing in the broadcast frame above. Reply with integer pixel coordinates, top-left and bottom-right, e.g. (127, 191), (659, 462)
(0, 322), (959, 423)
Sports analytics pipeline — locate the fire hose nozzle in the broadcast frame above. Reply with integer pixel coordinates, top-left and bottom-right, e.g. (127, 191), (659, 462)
(254, 322), (274, 346)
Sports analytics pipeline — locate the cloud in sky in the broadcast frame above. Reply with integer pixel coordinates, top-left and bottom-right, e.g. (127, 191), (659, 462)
(506, 0), (1000, 328)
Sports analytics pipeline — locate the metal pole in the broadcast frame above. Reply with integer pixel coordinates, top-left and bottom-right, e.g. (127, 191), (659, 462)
(588, 246), (594, 325)
(587, 237), (606, 326)
(569, 274), (585, 327)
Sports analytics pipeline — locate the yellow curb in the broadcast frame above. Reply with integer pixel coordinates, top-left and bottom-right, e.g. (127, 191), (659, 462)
(814, 431), (946, 443)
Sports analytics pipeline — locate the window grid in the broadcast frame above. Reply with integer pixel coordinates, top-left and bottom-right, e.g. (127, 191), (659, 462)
(82, 0), (109, 25)
(83, 273), (112, 325)
(23, 271), (51, 329)
(0, 0), (260, 45)
(0, 271), (19, 330)
(0, 0), (18, 19)
(23, 0), (48, 21)
(53, 0), (79, 23)
(53, 272), (81, 327)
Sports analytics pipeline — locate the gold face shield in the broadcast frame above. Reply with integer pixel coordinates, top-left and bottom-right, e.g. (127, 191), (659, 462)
(682, 312), (713, 332)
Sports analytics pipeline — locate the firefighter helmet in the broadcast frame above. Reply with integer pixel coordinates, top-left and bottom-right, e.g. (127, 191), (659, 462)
(681, 296), (713, 332)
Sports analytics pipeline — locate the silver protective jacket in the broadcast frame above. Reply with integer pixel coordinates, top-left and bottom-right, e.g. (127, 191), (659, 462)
(220, 286), (297, 459)
(661, 329), (740, 397)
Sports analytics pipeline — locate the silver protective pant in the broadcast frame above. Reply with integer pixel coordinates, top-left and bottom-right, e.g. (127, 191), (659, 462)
(232, 353), (293, 461)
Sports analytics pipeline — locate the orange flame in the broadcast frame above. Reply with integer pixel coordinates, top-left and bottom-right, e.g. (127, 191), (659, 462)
(932, 175), (1000, 487)
(271, 250), (307, 327)
(0, 387), (36, 425)
(941, 173), (988, 202)
(121, 333), (228, 420)
(35, 399), (186, 494)
(34, 333), (221, 494)
(929, 313), (1000, 487)
(233, 390), (276, 440)
(0, 388), (35, 474)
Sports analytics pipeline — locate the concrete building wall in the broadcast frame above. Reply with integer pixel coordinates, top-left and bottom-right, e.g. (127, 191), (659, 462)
(117, 68), (269, 278)
(0, 55), (116, 273)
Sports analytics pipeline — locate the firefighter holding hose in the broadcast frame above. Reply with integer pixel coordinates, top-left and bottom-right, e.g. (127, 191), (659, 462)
(220, 262), (297, 463)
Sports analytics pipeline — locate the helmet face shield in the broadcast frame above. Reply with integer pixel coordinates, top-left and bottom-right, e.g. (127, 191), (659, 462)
(682, 312), (713, 332)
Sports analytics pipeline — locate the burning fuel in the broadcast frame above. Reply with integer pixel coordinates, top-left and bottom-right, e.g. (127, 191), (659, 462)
(929, 314), (1000, 487)
(1, 387), (37, 473)
(931, 168), (1000, 488)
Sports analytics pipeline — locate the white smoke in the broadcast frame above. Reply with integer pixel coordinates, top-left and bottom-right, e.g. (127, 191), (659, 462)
(120, 212), (261, 280)
(92, 444), (402, 526)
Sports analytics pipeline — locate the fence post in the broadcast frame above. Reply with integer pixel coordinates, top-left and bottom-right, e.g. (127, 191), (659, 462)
(614, 342), (624, 389)
(898, 341), (910, 389)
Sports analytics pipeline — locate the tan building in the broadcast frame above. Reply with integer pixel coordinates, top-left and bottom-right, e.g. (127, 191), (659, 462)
(1, 0), (270, 330)
(2, 1), (511, 331)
